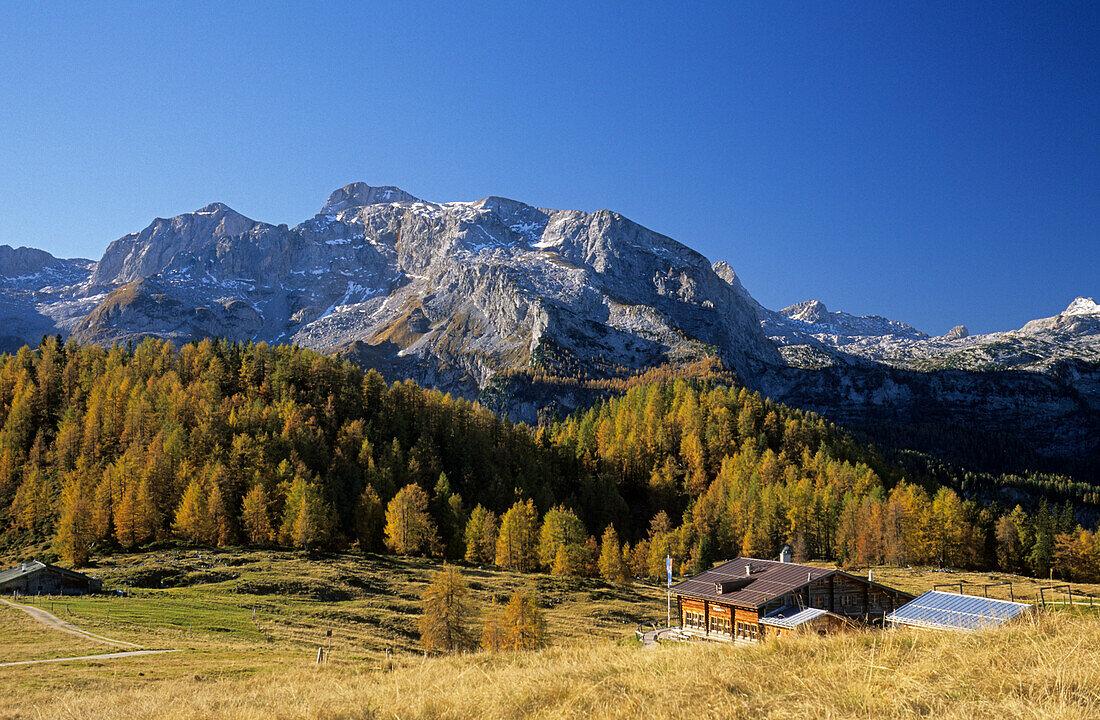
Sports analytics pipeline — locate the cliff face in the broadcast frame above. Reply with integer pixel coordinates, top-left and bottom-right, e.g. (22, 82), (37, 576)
(9, 184), (779, 394)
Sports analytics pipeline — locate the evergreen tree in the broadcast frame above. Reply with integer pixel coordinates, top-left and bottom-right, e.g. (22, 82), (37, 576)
(1028, 500), (1056, 576)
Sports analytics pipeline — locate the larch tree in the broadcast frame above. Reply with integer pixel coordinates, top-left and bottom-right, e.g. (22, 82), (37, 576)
(927, 487), (968, 568)
(384, 483), (439, 556)
(995, 512), (1023, 573)
(499, 590), (546, 650)
(464, 504), (498, 564)
(173, 476), (213, 545)
(537, 506), (587, 570)
(418, 565), (477, 654)
(598, 525), (630, 584)
(240, 484), (275, 545)
(10, 466), (52, 535)
(354, 485), (384, 551)
(55, 476), (94, 567)
(281, 474), (334, 550)
(495, 499), (538, 571)
(480, 597), (506, 651)
(208, 478), (237, 547)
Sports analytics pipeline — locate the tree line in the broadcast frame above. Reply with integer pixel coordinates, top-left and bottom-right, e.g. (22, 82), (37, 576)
(2, 337), (1099, 583)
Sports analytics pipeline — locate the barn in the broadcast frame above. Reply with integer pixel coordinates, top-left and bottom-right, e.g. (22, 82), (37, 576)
(0, 560), (102, 596)
(670, 556), (913, 642)
(886, 590), (1032, 631)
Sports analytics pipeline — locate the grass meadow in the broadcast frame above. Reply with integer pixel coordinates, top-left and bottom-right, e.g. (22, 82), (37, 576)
(1, 549), (1098, 719)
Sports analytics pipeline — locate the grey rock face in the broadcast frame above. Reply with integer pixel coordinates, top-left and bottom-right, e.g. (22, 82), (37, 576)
(320, 183), (421, 213)
(752, 291), (1099, 375)
(11, 185), (779, 397)
(0, 245), (95, 351)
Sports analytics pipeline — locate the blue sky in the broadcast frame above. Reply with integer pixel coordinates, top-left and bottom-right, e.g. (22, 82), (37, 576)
(1, 2), (1095, 334)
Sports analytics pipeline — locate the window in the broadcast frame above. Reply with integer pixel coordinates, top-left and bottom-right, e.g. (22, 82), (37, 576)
(710, 615), (731, 635)
(735, 621), (759, 641)
(683, 610), (705, 630)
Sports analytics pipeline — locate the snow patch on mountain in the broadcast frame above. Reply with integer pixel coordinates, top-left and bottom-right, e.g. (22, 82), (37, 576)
(1063, 297), (1099, 316)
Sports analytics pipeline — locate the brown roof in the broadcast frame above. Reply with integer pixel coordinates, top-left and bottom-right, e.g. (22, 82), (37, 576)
(670, 557), (835, 609)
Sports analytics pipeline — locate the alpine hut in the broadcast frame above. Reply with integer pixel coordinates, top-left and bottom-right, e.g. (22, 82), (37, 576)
(0, 560), (102, 596)
(670, 556), (912, 642)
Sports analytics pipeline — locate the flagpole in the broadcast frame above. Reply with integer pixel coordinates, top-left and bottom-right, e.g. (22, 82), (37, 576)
(666, 554), (672, 629)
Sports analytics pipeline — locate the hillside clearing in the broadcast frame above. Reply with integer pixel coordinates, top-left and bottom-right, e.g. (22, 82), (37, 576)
(3, 550), (1099, 719)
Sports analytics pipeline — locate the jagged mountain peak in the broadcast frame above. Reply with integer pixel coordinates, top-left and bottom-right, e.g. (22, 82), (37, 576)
(320, 183), (421, 214)
(88, 201), (265, 286)
(195, 202), (239, 215)
(782, 299), (830, 324)
(711, 261), (766, 315)
(1064, 297), (1099, 316)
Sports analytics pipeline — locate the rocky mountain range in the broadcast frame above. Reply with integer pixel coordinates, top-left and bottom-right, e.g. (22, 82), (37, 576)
(766, 294), (1099, 374)
(1, 183), (1096, 467)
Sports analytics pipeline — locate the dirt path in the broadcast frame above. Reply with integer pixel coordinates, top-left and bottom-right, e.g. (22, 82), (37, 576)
(0, 598), (141, 648)
(0, 649), (180, 668)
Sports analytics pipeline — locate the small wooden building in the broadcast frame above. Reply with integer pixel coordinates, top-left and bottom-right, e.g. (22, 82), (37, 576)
(670, 557), (913, 642)
(758, 605), (853, 637)
(0, 560), (102, 596)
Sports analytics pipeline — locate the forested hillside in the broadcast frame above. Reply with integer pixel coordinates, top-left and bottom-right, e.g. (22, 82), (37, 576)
(2, 338), (1098, 582)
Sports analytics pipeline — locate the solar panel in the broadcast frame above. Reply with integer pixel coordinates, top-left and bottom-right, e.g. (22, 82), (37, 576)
(886, 590), (1031, 631)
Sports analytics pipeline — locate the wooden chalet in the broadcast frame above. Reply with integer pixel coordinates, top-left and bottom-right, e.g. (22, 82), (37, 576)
(0, 560), (102, 596)
(670, 557), (913, 642)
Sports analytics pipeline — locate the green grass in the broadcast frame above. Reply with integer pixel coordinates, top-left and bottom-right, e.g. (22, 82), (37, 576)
(4, 548), (664, 665)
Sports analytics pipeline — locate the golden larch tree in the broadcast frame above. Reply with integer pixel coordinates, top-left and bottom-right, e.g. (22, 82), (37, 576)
(419, 565), (477, 654)
(384, 483), (439, 555)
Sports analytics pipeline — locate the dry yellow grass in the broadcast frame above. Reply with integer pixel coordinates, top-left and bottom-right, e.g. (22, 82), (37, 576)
(3, 550), (1099, 719)
(4, 612), (1099, 719)
(0, 603), (107, 663)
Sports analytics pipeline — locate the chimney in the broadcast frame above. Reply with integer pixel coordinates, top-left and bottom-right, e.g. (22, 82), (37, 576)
(868, 569), (874, 583)
(779, 545), (792, 563)
(745, 563), (752, 576)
